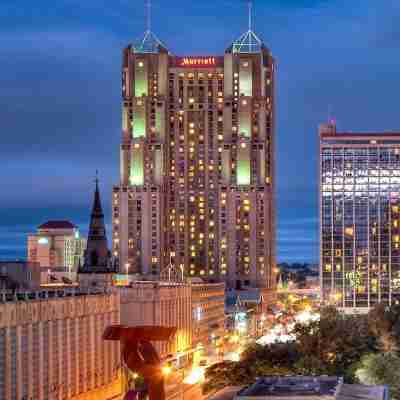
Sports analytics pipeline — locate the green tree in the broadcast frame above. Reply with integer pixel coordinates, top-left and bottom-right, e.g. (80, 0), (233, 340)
(292, 306), (375, 380)
(202, 350), (295, 394)
(203, 305), (381, 394)
(368, 304), (400, 352)
(356, 352), (400, 399)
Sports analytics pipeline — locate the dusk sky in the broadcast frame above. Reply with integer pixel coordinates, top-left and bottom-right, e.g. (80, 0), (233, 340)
(1, 0), (400, 263)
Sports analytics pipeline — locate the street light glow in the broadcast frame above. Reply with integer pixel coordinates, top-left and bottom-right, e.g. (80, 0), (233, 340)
(183, 367), (204, 384)
(162, 365), (172, 376)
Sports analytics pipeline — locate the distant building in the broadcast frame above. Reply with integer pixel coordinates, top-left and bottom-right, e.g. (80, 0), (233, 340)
(78, 178), (118, 288)
(0, 261), (41, 289)
(27, 220), (86, 271)
(226, 288), (265, 338)
(191, 280), (225, 361)
(0, 289), (121, 400)
(235, 376), (341, 400)
(320, 122), (400, 311)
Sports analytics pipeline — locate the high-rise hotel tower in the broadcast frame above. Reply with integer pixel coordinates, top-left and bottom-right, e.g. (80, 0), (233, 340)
(112, 24), (276, 292)
(320, 122), (400, 311)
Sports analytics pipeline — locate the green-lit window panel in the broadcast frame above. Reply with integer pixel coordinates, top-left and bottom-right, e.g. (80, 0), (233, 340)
(239, 111), (251, 138)
(237, 158), (251, 186)
(132, 104), (146, 138)
(155, 108), (162, 133)
(135, 60), (148, 97)
(239, 60), (252, 96)
(130, 147), (144, 186)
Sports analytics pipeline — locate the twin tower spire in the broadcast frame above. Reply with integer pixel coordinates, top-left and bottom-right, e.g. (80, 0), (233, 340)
(135, 1), (264, 54)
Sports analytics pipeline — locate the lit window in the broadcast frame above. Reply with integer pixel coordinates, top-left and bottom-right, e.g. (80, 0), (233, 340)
(325, 264), (332, 272)
(344, 227), (354, 236)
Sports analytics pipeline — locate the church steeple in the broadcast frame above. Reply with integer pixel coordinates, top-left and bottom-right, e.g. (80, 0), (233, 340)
(80, 173), (113, 273)
(92, 173), (104, 219)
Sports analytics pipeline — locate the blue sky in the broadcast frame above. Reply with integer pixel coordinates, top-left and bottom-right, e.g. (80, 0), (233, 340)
(1, 0), (400, 262)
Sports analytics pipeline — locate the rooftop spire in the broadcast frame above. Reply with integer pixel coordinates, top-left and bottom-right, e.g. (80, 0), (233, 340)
(146, 0), (151, 33)
(226, 0), (264, 54)
(95, 169), (99, 189)
(92, 170), (103, 217)
(132, 0), (169, 54)
(80, 174), (113, 272)
(248, 1), (252, 32)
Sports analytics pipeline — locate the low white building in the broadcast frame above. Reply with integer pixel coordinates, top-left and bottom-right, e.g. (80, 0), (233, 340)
(0, 289), (121, 400)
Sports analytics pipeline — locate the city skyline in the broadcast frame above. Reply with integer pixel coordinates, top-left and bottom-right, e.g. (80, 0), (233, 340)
(2, 0), (400, 263)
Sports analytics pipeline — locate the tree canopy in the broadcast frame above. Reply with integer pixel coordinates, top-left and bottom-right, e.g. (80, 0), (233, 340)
(203, 304), (400, 394)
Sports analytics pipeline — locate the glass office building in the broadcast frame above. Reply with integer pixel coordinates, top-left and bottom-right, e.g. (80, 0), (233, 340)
(320, 122), (400, 311)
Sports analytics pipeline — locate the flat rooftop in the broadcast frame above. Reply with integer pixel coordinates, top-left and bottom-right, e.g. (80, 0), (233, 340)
(236, 377), (341, 398)
(0, 287), (112, 303)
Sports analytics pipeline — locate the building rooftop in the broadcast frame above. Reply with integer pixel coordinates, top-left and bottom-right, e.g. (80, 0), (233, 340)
(336, 384), (389, 400)
(321, 131), (400, 138)
(236, 377), (341, 398)
(38, 220), (76, 230)
(319, 122), (400, 139)
(0, 287), (113, 303)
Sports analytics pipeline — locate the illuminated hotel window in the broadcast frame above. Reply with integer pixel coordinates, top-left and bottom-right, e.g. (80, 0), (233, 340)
(325, 264), (332, 272)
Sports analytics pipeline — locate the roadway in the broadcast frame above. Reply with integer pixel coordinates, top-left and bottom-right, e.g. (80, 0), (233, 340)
(167, 384), (241, 400)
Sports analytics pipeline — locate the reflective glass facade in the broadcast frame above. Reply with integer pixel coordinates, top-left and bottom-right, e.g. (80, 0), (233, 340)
(320, 124), (400, 309)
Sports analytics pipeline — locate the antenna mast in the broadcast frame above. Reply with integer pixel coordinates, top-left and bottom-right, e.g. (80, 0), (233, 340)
(248, 1), (252, 32)
(146, 0), (151, 32)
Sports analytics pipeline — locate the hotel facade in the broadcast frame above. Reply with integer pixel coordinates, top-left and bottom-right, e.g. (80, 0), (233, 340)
(112, 28), (276, 293)
(320, 122), (400, 310)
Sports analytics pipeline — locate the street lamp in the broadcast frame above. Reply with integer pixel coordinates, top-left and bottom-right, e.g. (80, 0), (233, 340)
(162, 365), (172, 376)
